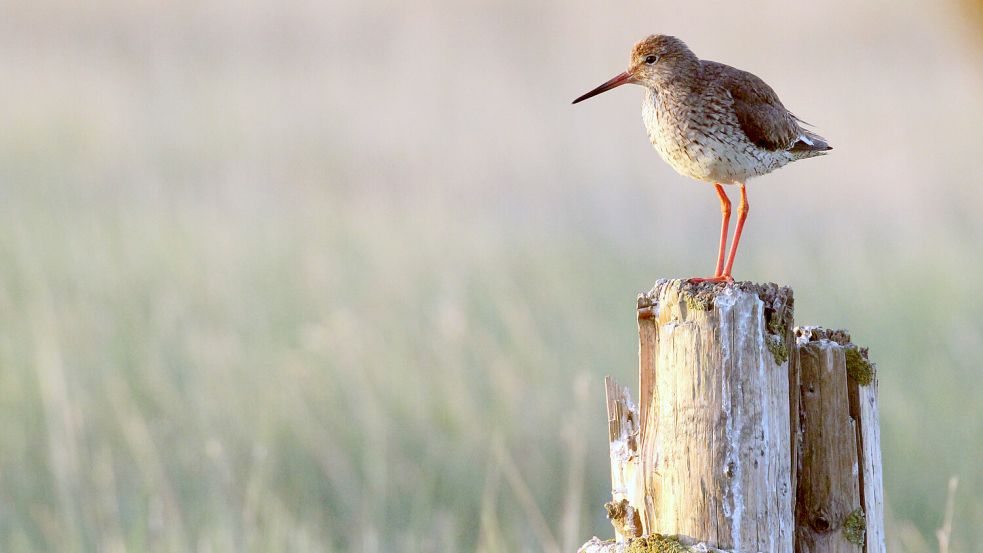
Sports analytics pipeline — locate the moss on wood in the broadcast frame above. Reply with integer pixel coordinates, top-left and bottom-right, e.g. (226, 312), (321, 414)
(681, 286), (716, 311)
(843, 508), (866, 545)
(578, 535), (735, 553)
(626, 535), (689, 553)
(845, 347), (874, 385)
(767, 335), (789, 365)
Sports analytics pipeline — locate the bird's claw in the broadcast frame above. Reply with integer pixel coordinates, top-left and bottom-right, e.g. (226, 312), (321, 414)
(687, 275), (735, 284)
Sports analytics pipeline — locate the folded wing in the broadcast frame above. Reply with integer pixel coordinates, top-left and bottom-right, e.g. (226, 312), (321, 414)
(704, 61), (831, 153)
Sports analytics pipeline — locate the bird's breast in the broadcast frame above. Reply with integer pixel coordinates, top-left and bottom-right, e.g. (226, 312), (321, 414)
(641, 89), (785, 184)
(642, 93), (693, 173)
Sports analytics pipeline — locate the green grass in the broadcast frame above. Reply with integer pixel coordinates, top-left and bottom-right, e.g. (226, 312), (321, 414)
(0, 186), (980, 551)
(0, 194), (622, 551)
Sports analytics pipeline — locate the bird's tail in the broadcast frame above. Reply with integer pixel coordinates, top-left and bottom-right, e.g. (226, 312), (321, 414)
(790, 117), (832, 154)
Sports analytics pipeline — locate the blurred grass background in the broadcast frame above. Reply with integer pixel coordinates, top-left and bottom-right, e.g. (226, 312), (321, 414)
(1, 0), (982, 551)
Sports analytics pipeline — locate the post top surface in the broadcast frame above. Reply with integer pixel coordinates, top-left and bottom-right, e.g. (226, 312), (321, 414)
(795, 326), (852, 346)
(637, 279), (793, 312)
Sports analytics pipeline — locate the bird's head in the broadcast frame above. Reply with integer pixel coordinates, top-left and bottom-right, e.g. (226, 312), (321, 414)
(573, 35), (698, 104)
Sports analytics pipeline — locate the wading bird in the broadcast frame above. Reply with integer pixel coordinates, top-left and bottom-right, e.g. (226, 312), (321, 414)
(574, 35), (831, 282)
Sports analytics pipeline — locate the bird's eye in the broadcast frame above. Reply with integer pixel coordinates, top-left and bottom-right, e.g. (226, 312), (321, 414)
(645, 55), (658, 64)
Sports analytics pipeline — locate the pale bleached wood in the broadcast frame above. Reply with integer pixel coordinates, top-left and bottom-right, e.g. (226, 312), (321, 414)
(635, 294), (658, 449)
(604, 377), (642, 541)
(846, 348), (886, 553)
(635, 280), (795, 552)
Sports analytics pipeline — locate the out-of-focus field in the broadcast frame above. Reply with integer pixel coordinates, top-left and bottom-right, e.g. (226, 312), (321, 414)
(1, 1), (982, 551)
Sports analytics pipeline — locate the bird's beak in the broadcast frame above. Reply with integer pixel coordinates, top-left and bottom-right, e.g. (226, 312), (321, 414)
(572, 71), (634, 104)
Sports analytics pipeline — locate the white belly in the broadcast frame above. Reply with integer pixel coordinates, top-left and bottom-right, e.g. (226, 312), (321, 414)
(641, 92), (791, 184)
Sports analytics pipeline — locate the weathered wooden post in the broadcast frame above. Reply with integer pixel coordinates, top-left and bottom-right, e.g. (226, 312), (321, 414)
(795, 327), (885, 553)
(578, 280), (885, 553)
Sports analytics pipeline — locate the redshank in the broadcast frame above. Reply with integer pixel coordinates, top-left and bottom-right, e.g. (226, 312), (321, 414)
(573, 35), (831, 282)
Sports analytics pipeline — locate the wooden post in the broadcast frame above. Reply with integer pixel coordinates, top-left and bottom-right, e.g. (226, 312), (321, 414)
(578, 281), (885, 553)
(794, 328), (862, 552)
(795, 327), (885, 553)
(637, 280), (795, 552)
(603, 378), (642, 541)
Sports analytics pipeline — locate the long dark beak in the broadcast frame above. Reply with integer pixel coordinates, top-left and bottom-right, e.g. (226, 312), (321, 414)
(572, 71), (634, 104)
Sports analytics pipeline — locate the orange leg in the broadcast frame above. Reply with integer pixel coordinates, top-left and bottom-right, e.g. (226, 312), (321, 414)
(720, 182), (748, 278)
(689, 183), (734, 284)
(712, 183), (731, 277)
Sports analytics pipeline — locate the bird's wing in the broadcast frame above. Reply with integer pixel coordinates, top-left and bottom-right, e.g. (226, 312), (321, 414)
(705, 61), (828, 152)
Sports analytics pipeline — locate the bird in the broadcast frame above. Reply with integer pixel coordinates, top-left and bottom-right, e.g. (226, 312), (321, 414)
(573, 35), (831, 283)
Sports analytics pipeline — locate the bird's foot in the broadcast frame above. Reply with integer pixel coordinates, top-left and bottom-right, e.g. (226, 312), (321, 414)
(687, 275), (734, 284)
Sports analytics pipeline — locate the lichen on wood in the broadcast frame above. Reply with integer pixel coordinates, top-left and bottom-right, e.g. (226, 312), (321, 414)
(681, 284), (716, 312)
(844, 346), (874, 385)
(843, 508), (866, 546)
(625, 535), (687, 553)
(767, 334), (789, 365)
(578, 535), (735, 553)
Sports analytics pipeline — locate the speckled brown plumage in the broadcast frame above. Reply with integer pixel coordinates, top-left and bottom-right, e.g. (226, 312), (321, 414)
(573, 35), (831, 281)
(630, 35), (830, 184)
